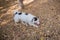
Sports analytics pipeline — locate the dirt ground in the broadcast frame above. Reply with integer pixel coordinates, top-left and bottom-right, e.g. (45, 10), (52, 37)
(0, 0), (60, 40)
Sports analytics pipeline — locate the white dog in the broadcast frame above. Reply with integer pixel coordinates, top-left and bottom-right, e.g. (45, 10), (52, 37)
(13, 10), (40, 27)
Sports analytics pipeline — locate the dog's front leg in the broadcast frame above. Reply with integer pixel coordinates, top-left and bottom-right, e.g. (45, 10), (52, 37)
(21, 21), (28, 26)
(32, 24), (38, 27)
(28, 23), (38, 27)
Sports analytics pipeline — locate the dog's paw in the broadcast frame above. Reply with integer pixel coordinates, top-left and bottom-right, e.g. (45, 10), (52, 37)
(35, 26), (38, 27)
(33, 25), (38, 27)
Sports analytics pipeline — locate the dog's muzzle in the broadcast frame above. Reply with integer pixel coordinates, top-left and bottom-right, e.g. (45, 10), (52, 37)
(34, 22), (40, 26)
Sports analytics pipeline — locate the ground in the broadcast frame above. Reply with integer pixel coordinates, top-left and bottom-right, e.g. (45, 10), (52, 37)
(0, 0), (60, 40)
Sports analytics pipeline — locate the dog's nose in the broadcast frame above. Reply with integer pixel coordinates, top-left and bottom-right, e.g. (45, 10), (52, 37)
(37, 22), (40, 25)
(34, 22), (40, 26)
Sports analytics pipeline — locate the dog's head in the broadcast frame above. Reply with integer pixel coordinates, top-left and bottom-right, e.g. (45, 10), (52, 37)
(32, 17), (40, 26)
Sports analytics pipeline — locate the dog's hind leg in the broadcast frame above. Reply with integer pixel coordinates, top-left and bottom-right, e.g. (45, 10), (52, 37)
(14, 19), (20, 25)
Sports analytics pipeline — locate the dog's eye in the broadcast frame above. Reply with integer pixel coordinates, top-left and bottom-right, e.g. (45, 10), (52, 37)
(18, 13), (22, 15)
(34, 17), (37, 21)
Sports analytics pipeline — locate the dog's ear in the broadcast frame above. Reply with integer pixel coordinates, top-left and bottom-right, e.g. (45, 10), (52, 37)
(31, 17), (37, 22)
(33, 17), (37, 21)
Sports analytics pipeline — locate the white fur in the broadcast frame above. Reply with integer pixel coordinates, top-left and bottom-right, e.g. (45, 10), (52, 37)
(13, 10), (40, 27)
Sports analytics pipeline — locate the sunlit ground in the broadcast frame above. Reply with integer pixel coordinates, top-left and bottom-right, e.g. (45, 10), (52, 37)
(0, 0), (60, 40)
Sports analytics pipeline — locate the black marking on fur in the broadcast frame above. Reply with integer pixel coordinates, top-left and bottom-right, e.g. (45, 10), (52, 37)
(15, 12), (17, 14)
(25, 13), (28, 15)
(34, 17), (37, 21)
(18, 12), (22, 15)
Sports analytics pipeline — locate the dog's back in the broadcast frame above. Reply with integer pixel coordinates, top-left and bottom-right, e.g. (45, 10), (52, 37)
(14, 10), (35, 22)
